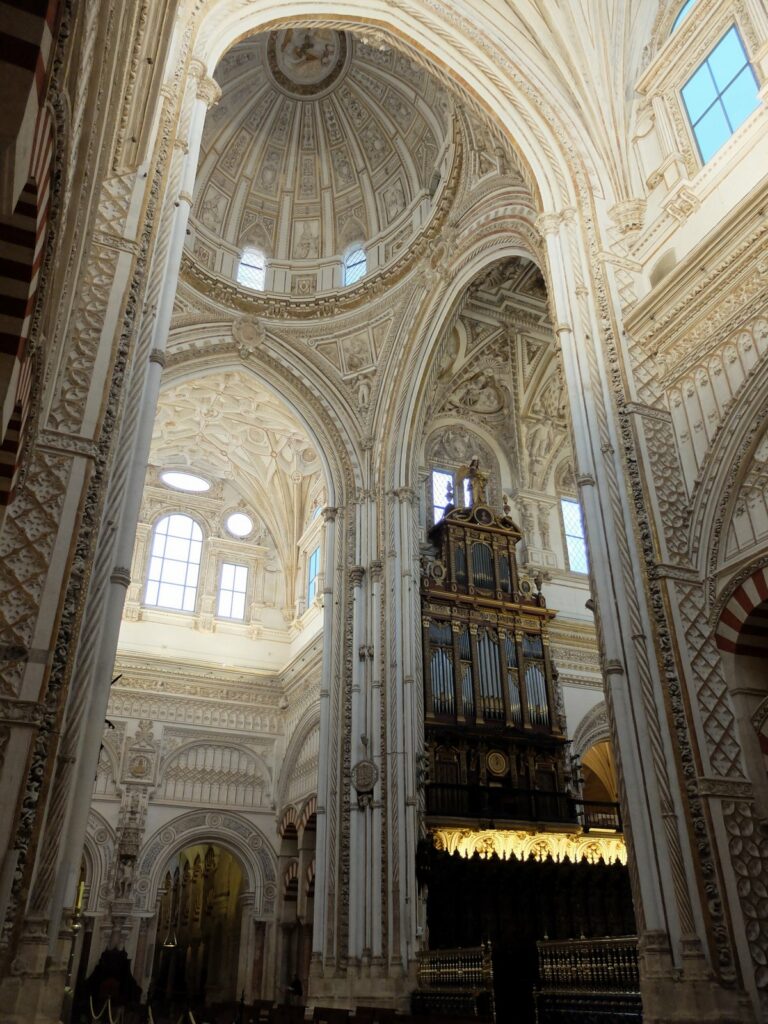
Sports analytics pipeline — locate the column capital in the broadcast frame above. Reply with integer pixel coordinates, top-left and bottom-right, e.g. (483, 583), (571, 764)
(535, 212), (562, 237)
(196, 75), (222, 109)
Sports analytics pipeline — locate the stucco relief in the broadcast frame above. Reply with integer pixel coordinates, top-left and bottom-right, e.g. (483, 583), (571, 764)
(726, 423), (768, 561)
(0, 451), (71, 695)
(47, 245), (121, 434)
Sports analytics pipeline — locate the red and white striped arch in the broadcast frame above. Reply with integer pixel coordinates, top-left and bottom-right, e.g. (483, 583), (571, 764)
(715, 566), (768, 657)
(0, 0), (59, 506)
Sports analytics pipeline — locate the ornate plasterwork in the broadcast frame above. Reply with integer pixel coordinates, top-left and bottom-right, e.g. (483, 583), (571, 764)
(570, 702), (611, 761)
(431, 827), (627, 867)
(132, 810), (277, 916)
(192, 30), (455, 294)
(0, 451), (72, 695)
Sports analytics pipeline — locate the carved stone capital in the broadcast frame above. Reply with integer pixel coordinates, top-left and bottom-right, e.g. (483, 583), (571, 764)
(197, 76), (222, 109)
(608, 198), (647, 235)
(535, 212), (561, 238)
(149, 348), (166, 368)
(349, 566), (365, 587)
(110, 567), (132, 588)
(187, 57), (207, 81)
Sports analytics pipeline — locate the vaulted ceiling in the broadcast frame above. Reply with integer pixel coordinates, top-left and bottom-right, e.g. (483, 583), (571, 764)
(189, 29), (453, 284)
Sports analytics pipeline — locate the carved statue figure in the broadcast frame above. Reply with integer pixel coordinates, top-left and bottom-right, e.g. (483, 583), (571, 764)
(460, 458), (489, 506)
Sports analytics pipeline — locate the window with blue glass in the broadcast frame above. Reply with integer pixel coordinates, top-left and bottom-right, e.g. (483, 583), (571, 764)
(307, 546), (320, 604)
(671, 0), (697, 33)
(681, 27), (760, 163)
(343, 246), (367, 286)
(560, 498), (589, 575)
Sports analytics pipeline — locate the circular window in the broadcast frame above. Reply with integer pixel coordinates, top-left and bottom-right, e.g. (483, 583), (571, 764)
(226, 512), (253, 538)
(161, 471), (211, 492)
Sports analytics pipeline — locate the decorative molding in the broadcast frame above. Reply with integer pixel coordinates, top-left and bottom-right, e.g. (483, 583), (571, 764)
(431, 827), (627, 867)
(0, 699), (45, 727)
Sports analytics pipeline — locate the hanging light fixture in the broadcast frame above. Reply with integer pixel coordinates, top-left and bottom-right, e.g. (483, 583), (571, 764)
(162, 872), (179, 949)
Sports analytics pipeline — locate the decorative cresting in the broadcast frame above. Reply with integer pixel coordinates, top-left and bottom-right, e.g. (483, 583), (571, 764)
(715, 566), (768, 654)
(431, 828), (627, 867)
(190, 30), (454, 295)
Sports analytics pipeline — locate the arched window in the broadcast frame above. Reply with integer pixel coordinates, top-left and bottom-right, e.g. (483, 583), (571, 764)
(145, 514), (203, 611)
(671, 0), (697, 33)
(343, 246), (366, 286)
(237, 247), (266, 290)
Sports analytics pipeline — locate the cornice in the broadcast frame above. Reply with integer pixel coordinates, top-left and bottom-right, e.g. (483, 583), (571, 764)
(113, 655), (281, 704)
(624, 185), (768, 350)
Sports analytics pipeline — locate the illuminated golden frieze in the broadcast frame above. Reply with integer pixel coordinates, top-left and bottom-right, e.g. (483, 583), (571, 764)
(431, 828), (627, 867)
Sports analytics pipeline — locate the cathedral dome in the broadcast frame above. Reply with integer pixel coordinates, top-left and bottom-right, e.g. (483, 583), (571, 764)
(188, 29), (455, 297)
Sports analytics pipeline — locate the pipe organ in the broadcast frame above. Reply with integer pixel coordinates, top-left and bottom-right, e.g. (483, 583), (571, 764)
(420, 493), (571, 828)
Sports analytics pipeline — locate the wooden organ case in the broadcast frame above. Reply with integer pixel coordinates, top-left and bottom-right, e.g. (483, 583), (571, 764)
(420, 497), (573, 830)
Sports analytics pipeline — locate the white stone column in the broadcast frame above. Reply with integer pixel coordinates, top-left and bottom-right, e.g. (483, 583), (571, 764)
(348, 561), (366, 964)
(386, 487), (420, 983)
(537, 210), (745, 1021)
(369, 560), (384, 966)
(27, 63), (220, 981)
(236, 892), (256, 1003)
(312, 505), (338, 968)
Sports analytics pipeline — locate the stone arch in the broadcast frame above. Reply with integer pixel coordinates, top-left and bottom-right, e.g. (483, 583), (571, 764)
(283, 860), (299, 898)
(684, 324), (768, 595)
(277, 708), (321, 812)
(83, 809), (117, 914)
(133, 810), (277, 917)
(278, 806), (300, 839)
(385, 243), (541, 491)
(185, 3), (624, 215)
(298, 795), (317, 836)
(716, 567), (768, 654)
(713, 567), (768, 824)
(158, 344), (360, 509)
(570, 701), (612, 761)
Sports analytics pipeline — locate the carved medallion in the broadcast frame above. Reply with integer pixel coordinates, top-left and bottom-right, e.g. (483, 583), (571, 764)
(267, 29), (348, 97)
(351, 759), (379, 793)
(487, 750), (508, 777)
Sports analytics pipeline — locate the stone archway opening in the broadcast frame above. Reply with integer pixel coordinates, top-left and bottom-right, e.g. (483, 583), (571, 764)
(717, 576), (768, 822)
(148, 843), (244, 1018)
